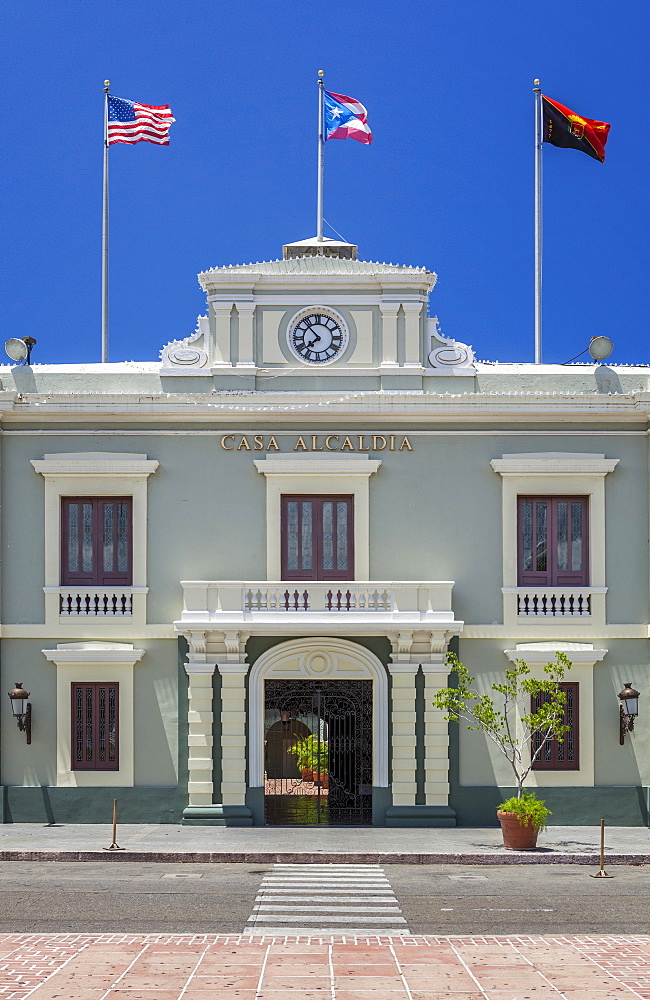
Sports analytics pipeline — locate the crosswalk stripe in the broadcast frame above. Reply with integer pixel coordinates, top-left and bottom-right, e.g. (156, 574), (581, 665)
(244, 863), (410, 935)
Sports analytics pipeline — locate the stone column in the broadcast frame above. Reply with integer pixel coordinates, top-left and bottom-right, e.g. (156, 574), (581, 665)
(217, 663), (249, 807)
(387, 663), (418, 806)
(184, 656), (217, 809)
(379, 302), (400, 368)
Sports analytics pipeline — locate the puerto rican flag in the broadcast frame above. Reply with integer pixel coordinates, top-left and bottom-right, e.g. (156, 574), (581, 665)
(324, 91), (372, 144)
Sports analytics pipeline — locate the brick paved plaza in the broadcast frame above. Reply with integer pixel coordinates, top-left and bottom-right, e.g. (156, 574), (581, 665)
(1, 933), (650, 999)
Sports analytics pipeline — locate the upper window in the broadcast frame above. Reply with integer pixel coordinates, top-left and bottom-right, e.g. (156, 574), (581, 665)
(517, 496), (588, 587)
(281, 495), (354, 580)
(61, 497), (132, 587)
(531, 682), (579, 771)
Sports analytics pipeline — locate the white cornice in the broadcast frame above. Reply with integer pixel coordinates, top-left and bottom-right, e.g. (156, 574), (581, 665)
(43, 643), (146, 667)
(0, 393), (648, 425)
(31, 453), (159, 476)
(491, 453), (619, 476)
(254, 455), (382, 476)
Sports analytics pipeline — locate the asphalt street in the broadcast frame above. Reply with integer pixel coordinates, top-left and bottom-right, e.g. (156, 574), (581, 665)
(8, 862), (650, 934)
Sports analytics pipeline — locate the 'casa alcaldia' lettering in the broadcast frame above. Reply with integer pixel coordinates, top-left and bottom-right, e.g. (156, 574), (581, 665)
(220, 434), (413, 452)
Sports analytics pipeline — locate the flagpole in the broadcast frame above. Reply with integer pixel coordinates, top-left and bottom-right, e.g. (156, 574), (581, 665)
(317, 69), (325, 241)
(102, 79), (110, 364)
(533, 78), (543, 364)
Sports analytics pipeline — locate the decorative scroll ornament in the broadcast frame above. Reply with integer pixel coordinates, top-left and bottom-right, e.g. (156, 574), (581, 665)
(160, 315), (209, 372)
(427, 317), (476, 375)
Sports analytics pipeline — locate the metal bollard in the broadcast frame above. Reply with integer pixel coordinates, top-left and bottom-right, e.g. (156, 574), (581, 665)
(589, 818), (614, 878)
(103, 797), (125, 851)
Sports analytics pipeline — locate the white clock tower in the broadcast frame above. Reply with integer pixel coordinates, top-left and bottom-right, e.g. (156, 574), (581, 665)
(160, 237), (475, 388)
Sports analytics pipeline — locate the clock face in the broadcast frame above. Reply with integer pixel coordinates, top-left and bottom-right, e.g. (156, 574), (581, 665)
(288, 309), (348, 365)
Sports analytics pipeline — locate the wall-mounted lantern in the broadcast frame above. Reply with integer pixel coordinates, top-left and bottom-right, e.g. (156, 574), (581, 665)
(8, 683), (31, 744)
(619, 682), (640, 745)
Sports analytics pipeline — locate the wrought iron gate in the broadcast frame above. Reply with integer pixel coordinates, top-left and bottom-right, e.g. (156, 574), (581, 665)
(264, 679), (373, 825)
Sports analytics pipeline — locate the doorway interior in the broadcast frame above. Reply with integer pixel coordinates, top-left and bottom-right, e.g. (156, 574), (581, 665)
(264, 678), (372, 826)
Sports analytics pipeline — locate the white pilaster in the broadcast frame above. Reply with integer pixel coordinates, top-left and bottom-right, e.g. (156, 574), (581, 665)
(387, 663), (418, 805)
(211, 303), (233, 365)
(184, 655), (217, 808)
(402, 302), (423, 366)
(379, 302), (400, 367)
(236, 303), (256, 367)
(422, 660), (452, 806)
(217, 662), (249, 806)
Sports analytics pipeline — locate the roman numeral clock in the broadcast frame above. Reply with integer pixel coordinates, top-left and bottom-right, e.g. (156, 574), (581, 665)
(287, 308), (349, 365)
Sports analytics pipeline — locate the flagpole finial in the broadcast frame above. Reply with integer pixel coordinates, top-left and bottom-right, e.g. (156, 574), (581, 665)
(104, 79), (110, 92)
(533, 79), (541, 90)
(318, 69), (324, 76)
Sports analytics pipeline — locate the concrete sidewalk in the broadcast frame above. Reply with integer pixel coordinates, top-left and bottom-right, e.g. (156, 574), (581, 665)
(0, 823), (649, 864)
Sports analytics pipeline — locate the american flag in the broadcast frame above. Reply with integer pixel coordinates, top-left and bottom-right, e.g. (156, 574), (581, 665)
(107, 96), (175, 145)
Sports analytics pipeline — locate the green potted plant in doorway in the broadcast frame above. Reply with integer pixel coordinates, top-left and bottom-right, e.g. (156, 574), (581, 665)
(432, 652), (571, 849)
(287, 734), (329, 785)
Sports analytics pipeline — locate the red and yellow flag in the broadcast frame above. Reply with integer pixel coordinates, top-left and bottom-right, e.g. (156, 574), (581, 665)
(542, 96), (611, 163)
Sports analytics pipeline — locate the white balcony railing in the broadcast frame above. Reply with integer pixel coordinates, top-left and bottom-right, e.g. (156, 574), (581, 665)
(512, 587), (601, 617)
(178, 580), (461, 633)
(58, 588), (134, 616)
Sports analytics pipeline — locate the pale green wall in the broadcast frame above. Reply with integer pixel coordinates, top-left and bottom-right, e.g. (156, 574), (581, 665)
(0, 639), (179, 788)
(2, 428), (647, 627)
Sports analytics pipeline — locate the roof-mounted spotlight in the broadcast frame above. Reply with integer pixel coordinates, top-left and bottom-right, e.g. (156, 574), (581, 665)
(563, 335), (614, 366)
(588, 336), (614, 362)
(5, 337), (36, 366)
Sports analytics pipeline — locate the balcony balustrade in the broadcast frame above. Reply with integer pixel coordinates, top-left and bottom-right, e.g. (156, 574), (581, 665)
(178, 580), (460, 635)
(502, 586), (607, 622)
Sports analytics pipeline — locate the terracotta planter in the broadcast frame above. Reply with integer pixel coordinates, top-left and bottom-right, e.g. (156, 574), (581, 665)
(301, 769), (313, 781)
(497, 811), (540, 850)
(313, 774), (329, 788)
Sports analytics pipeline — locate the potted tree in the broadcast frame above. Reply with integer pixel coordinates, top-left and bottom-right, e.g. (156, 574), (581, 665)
(432, 652), (572, 849)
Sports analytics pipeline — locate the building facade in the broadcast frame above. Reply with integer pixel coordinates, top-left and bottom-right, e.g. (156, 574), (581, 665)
(2, 236), (649, 826)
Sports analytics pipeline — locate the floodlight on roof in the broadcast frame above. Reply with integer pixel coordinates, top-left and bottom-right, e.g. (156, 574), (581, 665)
(4, 337), (36, 366)
(588, 336), (614, 361)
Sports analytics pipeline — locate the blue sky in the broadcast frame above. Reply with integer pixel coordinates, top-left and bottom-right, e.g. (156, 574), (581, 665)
(2, 0), (647, 367)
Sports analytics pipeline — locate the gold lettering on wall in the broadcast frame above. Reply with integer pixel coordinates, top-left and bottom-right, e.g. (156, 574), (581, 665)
(220, 434), (414, 453)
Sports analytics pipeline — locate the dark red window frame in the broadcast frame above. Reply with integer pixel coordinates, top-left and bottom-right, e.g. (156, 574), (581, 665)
(281, 495), (354, 581)
(61, 497), (132, 587)
(517, 496), (589, 587)
(531, 682), (579, 771)
(71, 682), (119, 771)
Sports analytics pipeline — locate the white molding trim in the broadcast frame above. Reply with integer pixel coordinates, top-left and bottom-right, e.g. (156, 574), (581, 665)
(254, 454), (381, 579)
(42, 642), (145, 788)
(491, 452), (619, 632)
(32, 453), (159, 477)
(248, 636), (389, 789)
(491, 453), (619, 476)
(32, 452), (158, 632)
(504, 641), (606, 788)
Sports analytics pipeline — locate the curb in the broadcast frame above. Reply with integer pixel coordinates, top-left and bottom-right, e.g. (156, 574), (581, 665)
(0, 850), (647, 865)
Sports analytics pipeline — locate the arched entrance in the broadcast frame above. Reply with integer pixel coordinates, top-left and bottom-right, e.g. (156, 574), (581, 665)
(249, 638), (388, 826)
